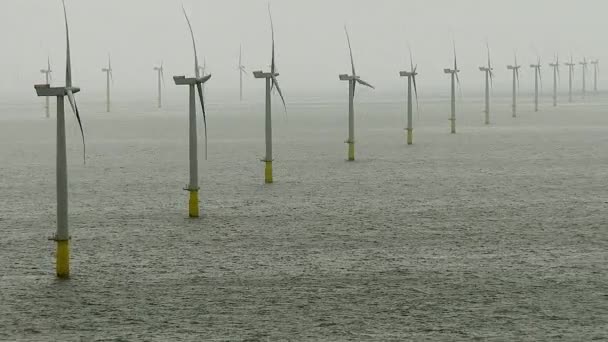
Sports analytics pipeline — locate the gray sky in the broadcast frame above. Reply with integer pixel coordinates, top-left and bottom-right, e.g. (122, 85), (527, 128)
(1, 0), (605, 101)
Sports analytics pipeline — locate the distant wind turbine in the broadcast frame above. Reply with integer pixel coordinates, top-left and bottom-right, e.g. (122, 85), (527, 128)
(590, 59), (599, 93)
(173, 7), (211, 218)
(339, 26), (374, 160)
(479, 43), (494, 125)
(507, 54), (522, 118)
(253, 5), (286, 184)
(565, 56), (576, 103)
(34, 0), (86, 279)
(399, 48), (418, 145)
(238, 45), (247, 101)
(40, 57), (53, 118)
(153, 61), (164, 108)
(580, 58), (588, 98)
(530, 58), (542, 112)
(101, 54), (113, 112)
(549, 55), (560, 107)
(444, 43), (461, 134)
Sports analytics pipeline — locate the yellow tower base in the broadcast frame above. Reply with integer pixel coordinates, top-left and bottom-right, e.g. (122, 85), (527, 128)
(189, 190), (199, 218)
(265, 161), (273, 184)
(56, 240), (70, 279)
(407, 128), (413, 145)
(348, 143), (355, 161)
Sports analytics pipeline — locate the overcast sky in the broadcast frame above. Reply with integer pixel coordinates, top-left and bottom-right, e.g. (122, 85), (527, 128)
(0, 0), (605, 101)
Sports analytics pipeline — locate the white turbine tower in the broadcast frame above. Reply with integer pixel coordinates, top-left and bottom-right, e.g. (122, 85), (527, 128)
(590, 59), (599, 93)
(530, 58), (542, 112)
(549, 55), (560, 107)
(34, 0), (86, 279)
(580, 58), (588, 98)
(339, 27), (375, 161)
(40, 57), (53, 118)
(173, 7), (211, 218)
(101, 54), (113, 112)
(253, 5), (286, 184)
(399, 48), (418, 145)
(444, 43), (461, 134)
(507, 54), (522, 118)
(479, 44), (494, 125)
(565, 56), (576, 103)
(153, 61), (164, 108)
(238, 45), (247, 101)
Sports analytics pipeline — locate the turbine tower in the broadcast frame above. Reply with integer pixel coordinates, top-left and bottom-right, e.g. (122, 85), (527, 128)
(479, 44), (494, 125)
(444, 44), (461, 134)
(549, 55), (560, 107)
(153, 62), (164, 108)
(238, 45), (247, 101)
(507, 54), (521, 118)
(173, 7), (211, 218)
(339, 27), (375, 160)
(40, 58), (53, 118)
(399, 48), (418, 145)
(590, 59), (599, 93)
(101, 54), (113, 112)
(580, 58), (588, 98)
(530, 58), (542, 112)
(34, 0), (86, 279)
(253, 5), (286, 183)
(565, 56), (576, 103)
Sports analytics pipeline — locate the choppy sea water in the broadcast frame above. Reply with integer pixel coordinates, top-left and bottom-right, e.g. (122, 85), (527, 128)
(1, 93), (607, 341)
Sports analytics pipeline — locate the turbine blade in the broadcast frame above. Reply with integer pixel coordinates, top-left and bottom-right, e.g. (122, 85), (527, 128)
(344, 26), (356, 76)
(412, 75), (419, 112)
(182, 6), (199, 77)
(66, 90), (86, 164)
(271, 75), (287, 114)
(62, 0), (72, 87)
(196, 83), (208, 160)
(356, 78), (375, 89)
(409, 45), (414, 73)
(269, 4), (277, 91)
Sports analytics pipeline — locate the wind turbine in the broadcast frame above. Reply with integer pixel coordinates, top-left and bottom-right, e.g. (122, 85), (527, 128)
(507, 54), (522, 118)
(590, 59), (599, 93)
(238, 45), (247, 101)
(253, 5), (286, 183)
(479, 43), (494, 125)
(34, 0), (86, 279)
(101, 54), (113, 112)
(153, 61), (164, 108)
(530, 58), (542, 112)
(580, 57), (588, 98)
(40, 57), (53, 118)
(444, 43), (461, 134)
(565, 56), (576, 103)
(399, 48), (418, 145)
(549, 55), (560, 107)
(339, 27), (374, 160)
(173, 7), (211, 218)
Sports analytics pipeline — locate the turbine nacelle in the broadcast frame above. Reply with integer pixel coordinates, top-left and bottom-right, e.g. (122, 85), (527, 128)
(479, 67), (493, 72)
(35, 84), (80, 97)
(444, 68), (459, 74)
(253, 71), (279, 79)
(507, 65), (521, 70)
(173, 74), (212, 85)
(399, 71), (418, 77)
(339, 74), (359, 81)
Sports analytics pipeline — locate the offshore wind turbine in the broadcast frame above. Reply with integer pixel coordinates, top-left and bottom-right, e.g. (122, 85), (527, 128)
(590, 59), (599, 93)
(444, 43), (461, 134)
(238, 45), (247, 101)
(549, 55), (560, 107)
(173, 8), (211, 218)
(479, 44), (494, 125)
(339, 27), (375, 160)
(399, 48), (418, 145)
(34, 0), (86, 279)
(530, 58), (542, 112)
(565, 56), (576, 102)
(101, 54), (113, 112)
(153, 61), (164, 108)
(253, 5), (286, 183)
(507, 54), (522, 118)
(40, 58), (53, 118)
(580, 57), (588, 98)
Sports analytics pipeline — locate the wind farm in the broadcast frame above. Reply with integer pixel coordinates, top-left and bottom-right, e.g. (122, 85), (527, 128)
(2, 1), (608, 341)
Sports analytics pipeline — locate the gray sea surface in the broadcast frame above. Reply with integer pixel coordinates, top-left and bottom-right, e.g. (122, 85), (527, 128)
(1, 93), (607, 341)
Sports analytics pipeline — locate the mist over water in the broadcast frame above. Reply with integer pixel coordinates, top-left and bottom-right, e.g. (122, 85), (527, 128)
(1, 92), (607, 340)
